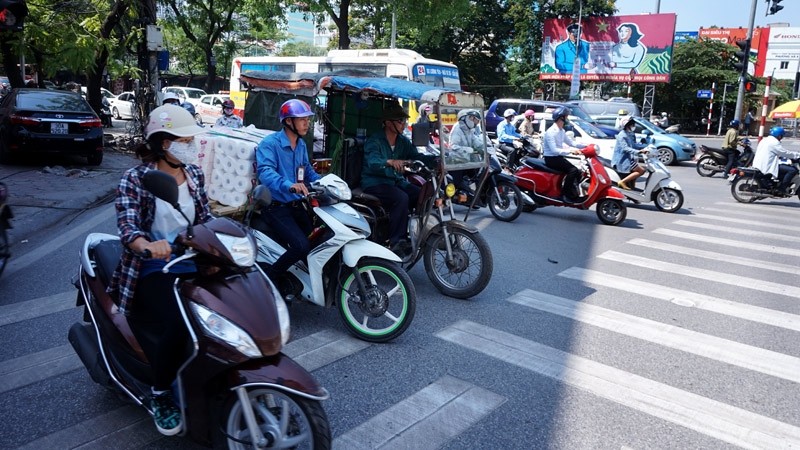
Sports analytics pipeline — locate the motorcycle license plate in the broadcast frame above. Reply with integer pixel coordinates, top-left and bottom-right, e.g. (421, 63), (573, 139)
(51, 122), (68, 134)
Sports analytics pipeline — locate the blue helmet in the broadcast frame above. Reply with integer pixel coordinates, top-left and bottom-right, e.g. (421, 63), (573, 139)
(729, 119), (740, 128)
(770, 126), (785, 139)
(181, 101), (196, 116)
(552, 106), (570, 122)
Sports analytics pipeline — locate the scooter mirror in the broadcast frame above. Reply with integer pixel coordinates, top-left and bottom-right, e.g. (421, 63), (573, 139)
(143, 170), (179, 208)
(251, 185), (272, 207)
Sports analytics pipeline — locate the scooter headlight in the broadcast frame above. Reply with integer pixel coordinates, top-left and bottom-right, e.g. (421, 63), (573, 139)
(189, 303), (261, 358)
(445, 183), (456, 198)
(216, 232), (256, 267)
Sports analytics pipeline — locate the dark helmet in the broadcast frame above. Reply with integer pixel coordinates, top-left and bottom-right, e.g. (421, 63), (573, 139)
(221, 99), (235, 109)
(552, 106), (570, 122)
(381, 102), (410, 121)
(279, 99), (314, 122)
(770, 126), (785, 139)
(729, 119), (740, 128)
(458, 109), (481, 122)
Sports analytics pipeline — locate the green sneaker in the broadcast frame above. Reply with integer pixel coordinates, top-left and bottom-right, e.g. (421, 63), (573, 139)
(151, 392), (182, 436)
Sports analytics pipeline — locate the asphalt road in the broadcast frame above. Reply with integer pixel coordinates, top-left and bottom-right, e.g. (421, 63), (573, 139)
(2, 137), (800, 449)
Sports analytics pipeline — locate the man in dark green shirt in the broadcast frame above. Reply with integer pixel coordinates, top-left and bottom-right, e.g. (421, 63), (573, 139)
(362, 103), (436, 253)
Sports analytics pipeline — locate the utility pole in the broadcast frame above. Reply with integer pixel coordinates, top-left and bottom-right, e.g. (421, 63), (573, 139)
(734, 0), (758, 121)
(136, 0), (160, 125)
(717, 84), (731, 135)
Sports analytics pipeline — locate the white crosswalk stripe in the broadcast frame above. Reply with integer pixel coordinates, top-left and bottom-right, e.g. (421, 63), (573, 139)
(691, 213), (800, 233)
(673, 220), (800, 243)
(436, 320), (800, 449)
(653, 228), (800, 256)
(701, 206), (800, 224)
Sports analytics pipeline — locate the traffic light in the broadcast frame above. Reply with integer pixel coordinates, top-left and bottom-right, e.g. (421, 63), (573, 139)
(733, 39), (750, 75)
(768, 0), (784, 15)
(744, 79), (757, 93)
(0, 0), (27, 31)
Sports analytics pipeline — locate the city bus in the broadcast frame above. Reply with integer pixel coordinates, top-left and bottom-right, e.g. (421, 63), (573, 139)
(228, 48), (462, 118)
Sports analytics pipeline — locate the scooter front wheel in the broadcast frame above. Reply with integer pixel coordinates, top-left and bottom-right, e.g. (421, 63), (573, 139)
(653, 188), (684, 213)
(224, 387), (331, 450)
(488, 181), (523, 222)
(423, 226), (493, 299)
(338, 258), (416, 343)
(695, 155), (718, 177)
(595, 198), (627, 225)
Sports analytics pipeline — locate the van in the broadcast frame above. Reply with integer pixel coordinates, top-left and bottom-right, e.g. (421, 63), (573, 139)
(162, 86), (208, 107)
(567, 99), (640, 119)
(485, 99), (601, 138)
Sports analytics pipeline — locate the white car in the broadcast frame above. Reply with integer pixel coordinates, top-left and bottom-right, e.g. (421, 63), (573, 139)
(162, 86), (207, 107)
(108, 91), (136, 120)
(516, 113), (616, 160)
(195, 94), (230, 124)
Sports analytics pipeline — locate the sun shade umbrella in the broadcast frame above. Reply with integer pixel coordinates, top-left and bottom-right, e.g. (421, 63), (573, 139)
(769, 100), (800, 119)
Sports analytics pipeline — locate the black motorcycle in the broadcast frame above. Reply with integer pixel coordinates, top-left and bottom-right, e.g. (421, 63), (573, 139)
(696, 138), (755, 177)
(451, 154), (525, 222)
(0, 182), (11, 278)
(730, 159), (800, 203)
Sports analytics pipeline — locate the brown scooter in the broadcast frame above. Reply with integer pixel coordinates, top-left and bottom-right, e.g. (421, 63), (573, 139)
(68, 170), (331, 448)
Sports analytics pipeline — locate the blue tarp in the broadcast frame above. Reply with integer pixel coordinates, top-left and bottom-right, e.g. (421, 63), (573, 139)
(318, 75), (457, 103)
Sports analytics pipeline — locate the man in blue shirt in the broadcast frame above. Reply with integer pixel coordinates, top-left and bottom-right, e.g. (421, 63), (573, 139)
(496, 108), (521, 155)
(256, 99), (321, 280)
(554, 23), (591, 74)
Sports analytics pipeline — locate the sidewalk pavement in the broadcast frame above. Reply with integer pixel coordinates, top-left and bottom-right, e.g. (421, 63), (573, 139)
(1, 121), (139, 248)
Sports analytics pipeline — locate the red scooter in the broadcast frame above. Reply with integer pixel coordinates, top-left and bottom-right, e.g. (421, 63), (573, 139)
(512, 144), (628, 225)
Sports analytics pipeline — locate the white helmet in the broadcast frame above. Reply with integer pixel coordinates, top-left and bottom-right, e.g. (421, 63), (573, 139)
(503, 108), (517, 118)
(162, 92), (181, 105)
(145, 105), (205, 139)
(661, 112), (667, 117)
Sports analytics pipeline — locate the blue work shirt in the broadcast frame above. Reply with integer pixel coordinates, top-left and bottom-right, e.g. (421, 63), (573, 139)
(256, 129), (321, 204)
(496, 120), (521, 143)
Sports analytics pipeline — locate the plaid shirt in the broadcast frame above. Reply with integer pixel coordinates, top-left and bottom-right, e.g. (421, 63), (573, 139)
(215, 114), (243, 129)
(108, 162), (213, 315)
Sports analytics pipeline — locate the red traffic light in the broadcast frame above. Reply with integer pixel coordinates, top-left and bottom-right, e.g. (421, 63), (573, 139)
(0, 0), (28, 31)
(744, 80), (757, 93)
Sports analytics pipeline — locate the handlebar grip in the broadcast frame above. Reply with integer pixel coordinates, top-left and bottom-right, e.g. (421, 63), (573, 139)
(141, 249), (152, 258)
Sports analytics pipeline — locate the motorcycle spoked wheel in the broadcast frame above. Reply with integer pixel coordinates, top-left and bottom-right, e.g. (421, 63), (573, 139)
(695, 155), (718, 177)
(338, 258), (416, 343)
(731, 177), (759, 203)
(488, 181), (523, 222)
(595, 198), (627, 225)
(423, 226), (493, 299)
(224, 387), (331, 450)
(653, 188), (684, 213)
(0, 225), (8, 278)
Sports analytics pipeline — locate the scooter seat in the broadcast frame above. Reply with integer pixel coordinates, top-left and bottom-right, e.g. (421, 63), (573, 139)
(524, 157), (562, 174)
(92, 239), (123, 288)
(351, 187), (382, 205)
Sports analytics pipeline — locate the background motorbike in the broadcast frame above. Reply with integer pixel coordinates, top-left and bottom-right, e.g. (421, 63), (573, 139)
(696, 138), (754, 178)
(69, 170), (331, 448)
(512, 144), (628, 225)
(451, 153), (526, 222)
(730, 158), (800, 203)
(243, 174), (416, 343)
(0, 181), (11, 278)
(603, 143), (684, 213)
(349, 159), (494, 299)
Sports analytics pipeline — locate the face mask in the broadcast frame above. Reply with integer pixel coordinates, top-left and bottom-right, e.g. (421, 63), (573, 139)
(465, 119), (476, 129)
(167, 140), (197, 165)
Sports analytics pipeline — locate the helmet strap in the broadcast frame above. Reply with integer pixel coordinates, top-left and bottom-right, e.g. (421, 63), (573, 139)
(161, 153), (185, 169)
(284, 119), (300, 138)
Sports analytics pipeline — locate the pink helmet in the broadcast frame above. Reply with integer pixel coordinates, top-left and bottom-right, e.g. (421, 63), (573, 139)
(279, 99), (314, 122)
(524, 109), (534, 118)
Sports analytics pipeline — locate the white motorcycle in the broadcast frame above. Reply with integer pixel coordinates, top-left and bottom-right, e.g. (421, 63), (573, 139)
(605, 143), (684, 213)
(243, 174), (416, 343)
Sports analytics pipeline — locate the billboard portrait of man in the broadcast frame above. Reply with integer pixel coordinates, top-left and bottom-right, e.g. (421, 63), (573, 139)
(554, 23), (591, 74)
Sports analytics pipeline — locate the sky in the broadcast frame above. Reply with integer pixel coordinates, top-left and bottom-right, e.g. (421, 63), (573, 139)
(614, 0), (799, 32)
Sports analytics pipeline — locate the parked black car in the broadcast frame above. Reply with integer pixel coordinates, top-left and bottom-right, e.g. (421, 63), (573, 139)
(0, 88), (104, 165)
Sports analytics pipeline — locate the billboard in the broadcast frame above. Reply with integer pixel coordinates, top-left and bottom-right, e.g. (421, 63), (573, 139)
(540, 13), (677, 83)
(698, 27), (769, 77)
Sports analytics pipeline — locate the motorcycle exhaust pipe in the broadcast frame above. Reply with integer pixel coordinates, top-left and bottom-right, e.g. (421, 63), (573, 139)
(521, 192), (535, 206)
(68, 322), (112, 387)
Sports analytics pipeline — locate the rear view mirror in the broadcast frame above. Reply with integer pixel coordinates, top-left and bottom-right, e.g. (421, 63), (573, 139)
(142, 170), (179, 208)
(251, 185), (272, 207)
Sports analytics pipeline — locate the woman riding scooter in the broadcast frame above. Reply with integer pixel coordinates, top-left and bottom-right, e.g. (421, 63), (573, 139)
(612, 117), (647, 190)
(109, 105), (211, 436)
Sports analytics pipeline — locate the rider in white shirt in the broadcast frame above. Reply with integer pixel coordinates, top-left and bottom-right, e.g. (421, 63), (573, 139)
(752, 126), (800, 194)
(542, 106), (585, 201)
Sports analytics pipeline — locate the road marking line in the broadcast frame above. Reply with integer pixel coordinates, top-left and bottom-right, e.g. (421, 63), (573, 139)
(0, 344), (82, 394)
(3, 204), (115, 280)
(673, 220), (800, 243)
(283, 328), (371, 372)
(702, 207), (799, 224)
(332, 375), (505, 450)
(559, 267), (800, 332)
(719, 201), (800, 217)
(508, 289), (800, 383)
(692, 213), (800, 233)
(653, 228), (798, 257)
(0, 291), (77, 326)
(436, 320), (800, 449)
(14, 405), (156, 450)
(628, 238), (800, 276)
(599, 250), (800, 298)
